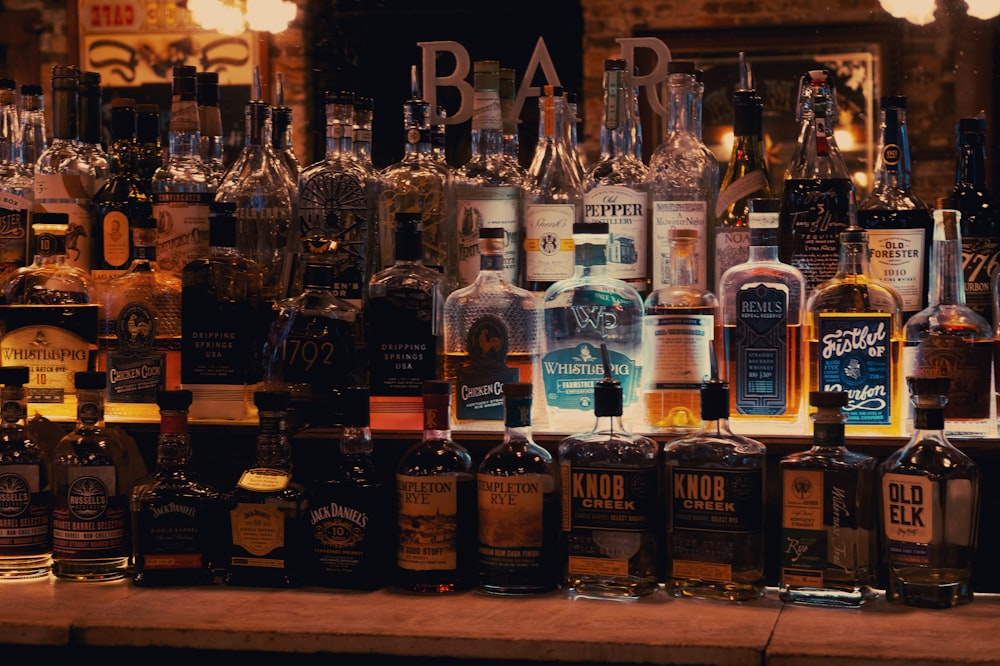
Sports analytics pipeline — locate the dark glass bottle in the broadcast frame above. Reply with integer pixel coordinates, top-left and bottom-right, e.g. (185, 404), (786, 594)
(130, 389), (221, 586)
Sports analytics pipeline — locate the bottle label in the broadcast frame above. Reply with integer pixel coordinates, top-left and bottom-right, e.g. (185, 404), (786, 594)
(780, 178), (853, 293)
(472, 91), (502, 131)
(650, 200), (706, 290)
(715, 169), (768, 219)
(32, 198), (94, 273)
(713, 226), (750, 288)
(0, 465), (49, 552)
(584, 184), (648, 284)
(107, 349), (165, 403)
(136, 496), (209, 570)
(276, 313), (357, 396)
(524, 203), (575, 283)
(669, 466), (763, 533)
(0, 192), (30, 283)
(816, 313), (893, 425)
(95, 209), (132, 279)
(230, 501), (286, 558)
(237, 468), (292, 492)
(733, 283), (789, 415)
(863, 224), (927, 313)
(454, 186), (521, 287)
(644, 314), (714, 389)
(541, 342), (638, 411)
(181, 284), (262, 386)
(52, 465), (128, 559)
(961, 234), (1000, 323)
(397, 473), (458, 571)
(478, 472), (547, 571)
(561, 464), (658, 531)
(881, 473), (935, 564)
(151, 193), (213, 276)
(367, 285), (439, 397)
(376, 171), (448, 271)
(911, 336), (992, 421)
(455, 315), (519, 421)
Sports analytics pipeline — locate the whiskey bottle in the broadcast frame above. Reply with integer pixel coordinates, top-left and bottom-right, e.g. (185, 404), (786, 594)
(0, 78), (32, 285)
(353, 95), (375, 168)
(396, 379), (475, 593)
(52, 371), (130, 581)
(558, 345), (660, 599)
(477, 382), (560, 595)
(305, 386), (393, 589)
(541, 222), (644, 432)
(645, 60), (718, 291)
(76, 71), (109, 195)
(718, 198), (806, 425)
(857, 95), (932, 322)
(805, 223), (904, 435)
(223, 389), (307, 588)
(152, 66), (217, 278)
(135, 103), (162, 183)
(642, 227), (719, 434)
(583, 59), (649, 297)
(2, 214), (93, 305)
(663, 379), (766, 601)
(442, 227), (542, 429)
(0, 365), (52, 579)
(130, 389), (221, 586)
(522, 84), (581, 294)
(197, 71), (227, 183)
(17, 83), (46, 174)
(902, 202), (993, 438)
(780, 69), (855, 294)
(879, 375), (980, 608)
(779, 391), (877, 606)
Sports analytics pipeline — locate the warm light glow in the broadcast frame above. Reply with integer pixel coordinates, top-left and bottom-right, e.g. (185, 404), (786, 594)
(835, 129), (857, 151)
(187, 0), (297, 34)
(965, 0), (1000, 20)
(879, 0), (999, 24)
(854, 171), (869, 190)
(245, 0), (297, 33)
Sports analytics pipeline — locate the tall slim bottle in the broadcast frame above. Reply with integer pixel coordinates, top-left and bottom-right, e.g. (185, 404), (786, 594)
(353, 95), (375, 168)
(76, 71), (109, 194)
(17, 83), (46, 174)
(197, 71), (227, 183)
(135, 103), (162, 183)
(857, 95), (933, 322)
(0, 78), (32, 284)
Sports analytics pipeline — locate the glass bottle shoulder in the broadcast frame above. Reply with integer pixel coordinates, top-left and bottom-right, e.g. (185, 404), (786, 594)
(152, 156), (218, 192)
(807, 274), (904, 322)
(857, 185), (927, 212)
(664, 426), (766, 465)
(55, 426), (124, 464)
(456, 155), (523, 188)
(274, 287), (359, 324)
(131, 467), (219, 501)
(447, 272), (538, 309)
(35, 140), (93, 177)
(781, 445), (877, 471)
(398, 436), (473, 475)
(881, 435), (979, 481)
(0, 428), (42, 463)
(646, 132), (718, 186)
(480, 437), (556, 476)
(903, 303), (993, 341)
(3, 261), (92, 305)
(584, 153), (648, 191)
(543, 272), (644, 311)
(644, 283), (718, 311)
(369, 260), (444, 295)
(558, 428), (659, 467)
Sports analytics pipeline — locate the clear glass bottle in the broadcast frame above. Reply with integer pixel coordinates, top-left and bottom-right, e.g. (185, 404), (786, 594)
(779, 390), (877, 607)
(780, 69), (856, 295)
(271, 73), (301, 187)
(541, 222), (644, 432)
(135, 103), (162, 183)
(583, 59), (649, 297)
(558, 346), (660, 599)
(17, 83), (46, 174)
(2, 214), (92, 305)
(523, 84), (582, 294)
(645, 60), (718, 292)
(223, 389), (307, 588)
(903, 202), (994, 438)
(306, 386), (393, 589)
(0, 365), (51, 579)
(642, 227), (719, 434)
(0, 78), (32, 286)
(718, 198), (806, 425)
(353, 95), (374, 168)
(857, 95), (933, 322)
(52, 371), (130, 581)
(805, 223), (904, 435)
(197, 71), (227, 183)
(396, 379), (475, 593)
(499, 67), (521, 169)
(76, 71), (109, 196)
(712, 53), (774, 291)
(442, 226), (542, 429)
(663, 378), (766, 601)
(453, 60), (524, 289)
(879, 375), (980, 608)
(152, 65), (218, 278)
(130, 389), (221, 586)
(477, 381), (560, 595)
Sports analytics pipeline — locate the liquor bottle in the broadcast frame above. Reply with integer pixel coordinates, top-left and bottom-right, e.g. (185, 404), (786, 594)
(902, 202), (993, 438)
(271, 73), (301, 184)
(376, 78), (454, 279)
(779, 391), (877, 607)
(879, 375), (980, 608)
(76, 71), (109, 195)
(396, 379), (475, 593)
(642, 227), (719, 434)
(563, 90), (587, 183)
(295, 90), (379, 306)
(645, 60), (718, 292)
(857, 95), (933, 322)
(583, 59), (649, 297)
(805, 224), (904, 435)
(135, 103), (162, 183)
(181, 201), (265, 420)
(948, 116), (1000, 327)
(130, 389), (221, 586)
(215, 99), (293, 306)
(52, 371), (130, 581)
(718, 198), (806, 425)
(780, 69), (855, 294)
(17, 83), (46, 174)
(0, 365), (51, 579)
(2, 214), (93, 305)
(305, 386), (393, 589)
(541, 222), (644, 431)
(152, 66), (217, 278)
(442, 227), (542, 429)
(353, 95), (375, 168)
(34, 65), (97, 273)
(712, 53), (774, 291)
(0, 78), (33, 285)
(196, 71), (227, 183)
(453, 60), (524, 288)
(523, 84), (582, 294)
(99, 213), (183, 406)
(92, 97), (150, 286)
(223, 389), (307, 588)
(365, 211), (444, 429)
(499, 67), (520, 168)
(477, 381), (560, 595)
(663, 378), (766, 601)
(558, 345), (660, 599)
(432, 104), (448, 166)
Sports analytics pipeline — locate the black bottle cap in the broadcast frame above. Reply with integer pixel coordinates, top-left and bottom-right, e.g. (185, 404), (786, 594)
(197, 71), (219, 105)
(0, 78), (14, 90)
(810, 391), (848, 409)
(254, 390), (291, 411)
(503, 382), (532, 399)
(74, 371), (106, 390)
(479, 226), (505, 240)
(20, 84), (42, 96)
(326, 90), (355, 106)
(33, 212), (70, 226)
(593, 343), (623, 418)
(340, 386), (370, 427)
(668, 60), (696, 74)
(573, 222), (609, 235)
(604, 59), (627, 71)
(880, 94), (906, 109)
(0, 366), (30, 387)
(958, 117), (986, 134)
(355, 95), (373, 112)
(422, 380), (452, 396)
(906, 375), (951, 398)
(157, 390), (193, 411)
(700, 379), (729, 420)
(748, 198), (781, 214)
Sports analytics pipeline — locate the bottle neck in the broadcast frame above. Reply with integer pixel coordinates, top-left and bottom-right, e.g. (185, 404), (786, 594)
(78, 91), (103, 145)
(747, 228), (779, 261)
(911, 405), (946, 437)
(600, 67), (631, 158)
(256, 409), (293, 470)
(955, 133), (988, 189)
(157, 409), (192, 467)
(19, 102), (46, 168)
(0, 386), (27, 428)
(422, 391), (451, 438)
(75, 388), (106, 428)
(340, 425), (372, 455)
(325, 102), (355, 158)
(836, 236), (871, 278)
(574, 234), (609, 276)
(0, 91), (18, 164)
(929, 209), (967, 306)
(811, 418), (846, 451)
(470, 85), (503, 160)
(51, 86), (78, 141)
(667, 73), (699, 135)
(168, 95), (202, 158)
(873, 107), (914, 190)
(667, 239), (698, 286)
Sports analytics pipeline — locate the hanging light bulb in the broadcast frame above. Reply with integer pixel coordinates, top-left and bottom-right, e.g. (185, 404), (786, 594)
(245, 0), (297, 33)
(878, 0), (937, 25)
(965, 0), (1000, 20)
(187, 0), (297, 34)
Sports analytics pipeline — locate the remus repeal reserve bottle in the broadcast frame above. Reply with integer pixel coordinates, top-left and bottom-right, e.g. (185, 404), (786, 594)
(558, 345), (660, 599)
(396, 380), (476, 593)
(879, 375), (980, 608)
